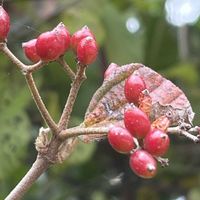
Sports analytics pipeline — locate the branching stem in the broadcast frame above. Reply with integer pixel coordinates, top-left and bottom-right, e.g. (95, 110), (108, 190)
(0, 43), (44, 74)
(58, 64), (86, 129)
(25, 73), (58, 133)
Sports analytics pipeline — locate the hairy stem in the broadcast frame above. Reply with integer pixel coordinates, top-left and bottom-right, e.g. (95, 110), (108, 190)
(167, 126), (199, 143)
(58, 56), (75, 80)
(58, 64), (86, 129)
(5, 156), (50, 200)
(59, 126), (109, 140)
(25, 73), (58, 133)
(26, 61), (46, 73)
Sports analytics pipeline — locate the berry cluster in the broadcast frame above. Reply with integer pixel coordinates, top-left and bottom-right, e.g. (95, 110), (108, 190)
(23, 24), (98, 65)
(0, 6), (98, 65)
(108, 73), (170, 179)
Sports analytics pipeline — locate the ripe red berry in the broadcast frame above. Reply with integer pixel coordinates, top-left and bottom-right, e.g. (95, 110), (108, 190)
(36, 31), (64, 62)
(22, 39), (40, 63)
(129, 150), (157, 179)
(124, 74), (146, 105)
(0, 6), (10, 42)
(108, 126), (135, 154)
(71, 26), (95, 52)
(53, 22), (71, 54)
(104, 63), (119, 79)
(124, 107), (151, 139)
(77, 36), (98, 65)
(144, 129), (170, 156)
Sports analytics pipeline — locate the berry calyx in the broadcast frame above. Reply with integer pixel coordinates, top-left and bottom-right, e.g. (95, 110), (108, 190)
(0, 6), (10, 42)
(53, 22), (71, 54)
(108, 126), (136, 154)
(129, 150), (157, 179)
(77, 36), (98, 65)
(124, 107), (151, 139)
(124, 74), (146, 105)
(104, 63), (119, 79)
(144, 129), (170, 156)
(71, 26), (95, 52)
(36, 31), (64, 62)
(22, 39), (40, 63)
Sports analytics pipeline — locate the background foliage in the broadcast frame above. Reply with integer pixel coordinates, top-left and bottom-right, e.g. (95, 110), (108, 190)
(1, 0), (200, 199)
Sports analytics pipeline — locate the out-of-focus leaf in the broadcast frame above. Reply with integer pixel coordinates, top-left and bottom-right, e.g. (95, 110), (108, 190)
(102, 4), (144, 64)
(61, 6), (105, 44)
(67, 141), (96, 165)
(188, 188), (200, 200)
(131, 0), (163, 16)
(81, 63), (194, 142)
(45, 91), (60, 122)
(162, 63), (199, 86)
(0, 83), (31, 180)
(91, 190), (107, 200)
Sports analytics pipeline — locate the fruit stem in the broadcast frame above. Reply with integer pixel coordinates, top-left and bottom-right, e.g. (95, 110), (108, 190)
(59, 126), (109, 140)
(0, 43), (44, 74)
(58, 63), (87, 130)
(58, 56), (75, 80)
(167, 126), (200, 143)
(25, 73), (59, 133)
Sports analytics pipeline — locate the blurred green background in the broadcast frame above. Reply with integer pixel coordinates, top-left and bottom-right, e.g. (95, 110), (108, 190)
(1, 0), (200, 199)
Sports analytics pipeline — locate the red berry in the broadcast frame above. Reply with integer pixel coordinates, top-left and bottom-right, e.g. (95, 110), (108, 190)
(77, 36), (98, 65)
(36, 31), (64, 61)
(108, 126), (135, 154)
(53, 22), (71, 54)
(124, 107), (151, 139)
(144, 129), (170, 156)
(71, 26), (95, 52)
(104, 63), (119, 79)
(0, 6), (10, 42)
(124, 74), (146, 104)
(129, 150), (157, 179)
(22, 39), (40, 63)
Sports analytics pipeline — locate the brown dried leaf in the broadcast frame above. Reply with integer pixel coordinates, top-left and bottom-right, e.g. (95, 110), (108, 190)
(80, 63), (195, 142)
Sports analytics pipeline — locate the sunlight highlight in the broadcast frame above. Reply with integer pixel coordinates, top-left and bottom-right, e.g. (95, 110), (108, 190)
(126, 17), (140, 33)
(165, 0), (200, 27)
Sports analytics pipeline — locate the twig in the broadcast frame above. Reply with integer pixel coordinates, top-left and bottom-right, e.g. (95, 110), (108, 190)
(58, 63), (86, 129)
(59, 126), (109, 140)
(5, 156), (50, 200)
(25, 73), (58, 133)
(26, 60), (46, 73)
(57, 56), (75, 80)
(167, 126), (200, 143)
(0, 43), (45, 74)
(0, 43), (26, 71)
(155, 156), (169, 167)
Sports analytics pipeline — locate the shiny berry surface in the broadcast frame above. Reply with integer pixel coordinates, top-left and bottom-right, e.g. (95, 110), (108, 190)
(144, 129), (170, 156)
(104, 63), (119, 79)
(124, 107), (151, 139)
(124, 74), (146, 104)
(71, 26), (95, 52)
(129, 150), (157, 179)
(0, 6), (10, 42)
(108, 126), (135, 154)
(22, 39), (40, 63)
(36, 31), (64, 62)
(77, 36), (98, 65)
(53, 22), (71, 54)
